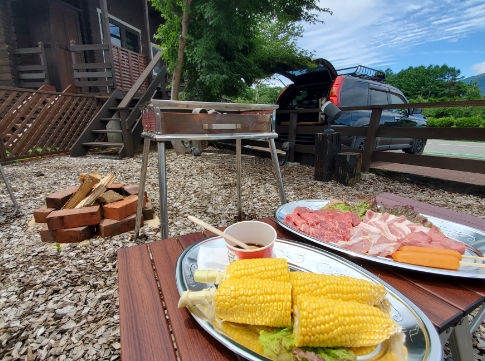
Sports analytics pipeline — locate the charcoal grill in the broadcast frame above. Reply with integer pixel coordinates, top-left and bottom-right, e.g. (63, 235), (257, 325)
(134, 100), (287, 239)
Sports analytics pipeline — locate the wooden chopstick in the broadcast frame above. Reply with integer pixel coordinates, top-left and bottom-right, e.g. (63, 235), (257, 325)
(462, 255), (485, 261)
(461, 261), (485, 268)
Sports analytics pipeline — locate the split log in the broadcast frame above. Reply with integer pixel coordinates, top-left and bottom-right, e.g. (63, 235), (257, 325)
(62, 172), (101, 209)
(75, 173), (116, 208)
(333, 152), (362, 186)
(314, 132), (341, 182)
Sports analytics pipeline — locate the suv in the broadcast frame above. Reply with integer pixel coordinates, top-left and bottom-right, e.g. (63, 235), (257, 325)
(274, 59), (427, 160)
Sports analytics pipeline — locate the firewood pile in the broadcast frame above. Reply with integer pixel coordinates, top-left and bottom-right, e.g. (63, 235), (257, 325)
(32, 172), (154, 243)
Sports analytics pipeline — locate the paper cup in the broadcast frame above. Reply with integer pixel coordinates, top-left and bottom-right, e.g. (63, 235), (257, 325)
(223, 221), (277, 263)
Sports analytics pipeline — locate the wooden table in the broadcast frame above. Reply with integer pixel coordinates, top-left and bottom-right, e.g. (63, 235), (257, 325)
(118, 193), (485, 361)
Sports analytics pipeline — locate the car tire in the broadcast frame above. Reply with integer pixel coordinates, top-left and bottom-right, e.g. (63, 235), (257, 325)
(404, 138), (426, 155)
(352, 136), (366, 150)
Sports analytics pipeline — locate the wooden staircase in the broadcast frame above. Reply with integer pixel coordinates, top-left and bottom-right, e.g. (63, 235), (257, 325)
(70, 52), (166, 159)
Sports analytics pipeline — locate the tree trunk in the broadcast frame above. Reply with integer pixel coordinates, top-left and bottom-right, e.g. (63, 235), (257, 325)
(171, 0), (192, 153)
(171, 0), (192, 100)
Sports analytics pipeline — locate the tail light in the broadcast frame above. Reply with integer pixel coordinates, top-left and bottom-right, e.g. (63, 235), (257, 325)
(275, 85), (291, 105)
(329, 76), (343, 107)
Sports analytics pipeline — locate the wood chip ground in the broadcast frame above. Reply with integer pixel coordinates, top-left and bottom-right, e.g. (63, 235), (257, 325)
(1, 147), (484, 360)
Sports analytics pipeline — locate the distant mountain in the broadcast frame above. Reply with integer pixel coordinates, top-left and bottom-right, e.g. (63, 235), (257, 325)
(461, 73), (485, 95)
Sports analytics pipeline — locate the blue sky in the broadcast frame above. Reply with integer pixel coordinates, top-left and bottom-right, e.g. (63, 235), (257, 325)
(297, 0), (485, 78)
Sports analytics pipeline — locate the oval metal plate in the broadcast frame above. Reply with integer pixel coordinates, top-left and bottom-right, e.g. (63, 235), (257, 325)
(175, 236), (442, 361)
(274, 200), (485, 279)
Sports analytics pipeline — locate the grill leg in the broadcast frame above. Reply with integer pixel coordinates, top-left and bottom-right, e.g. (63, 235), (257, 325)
(158, 142), (169, 239)
(449, 317), (474, 361)
(268, 139), (287, 204)
(134, 138), (151, 238)
(236, 138), (242, 220)
(0, 163), (19, 215)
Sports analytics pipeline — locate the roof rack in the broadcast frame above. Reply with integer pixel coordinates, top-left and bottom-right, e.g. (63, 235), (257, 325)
(336, 65), (386, 83)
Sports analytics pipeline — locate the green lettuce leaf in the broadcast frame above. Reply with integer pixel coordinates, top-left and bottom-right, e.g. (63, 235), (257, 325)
(258, 327), (356, 361)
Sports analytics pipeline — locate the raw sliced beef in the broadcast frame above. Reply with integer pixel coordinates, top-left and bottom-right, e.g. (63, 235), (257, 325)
(299, 212), (321, 226)
(294, 206), (311, 215)
(427, 226), (466, 254)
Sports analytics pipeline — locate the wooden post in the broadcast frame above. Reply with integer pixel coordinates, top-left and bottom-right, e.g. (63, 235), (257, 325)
(288, 112), (298, 162)
(314, 132), (341, 182)
(334, 153), (362, 186)
(361, 108), (382, 172)
(38, 42), (49, 85)
(100, 0), (115, 91)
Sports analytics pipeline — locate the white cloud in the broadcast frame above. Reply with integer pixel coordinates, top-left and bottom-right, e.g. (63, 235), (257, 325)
(297, 0), (485, 69)
(472, 62), (485, 75)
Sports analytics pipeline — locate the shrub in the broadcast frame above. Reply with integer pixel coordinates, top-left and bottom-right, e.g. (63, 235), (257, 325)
(454, 116), (482, 128)
(426, 117), (439, 127)
(434, 117), (455, 127)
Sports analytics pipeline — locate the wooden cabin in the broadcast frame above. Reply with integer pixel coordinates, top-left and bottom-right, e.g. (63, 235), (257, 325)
(0, 0), (168, 95)
(0, 0), (174, 162)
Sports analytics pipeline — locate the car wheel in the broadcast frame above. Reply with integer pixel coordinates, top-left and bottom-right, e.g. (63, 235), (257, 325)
(404, 139), (426, 155)
(353, 137), (366, 150)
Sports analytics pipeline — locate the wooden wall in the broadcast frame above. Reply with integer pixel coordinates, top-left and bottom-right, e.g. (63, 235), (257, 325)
(0, 0), (15, 87)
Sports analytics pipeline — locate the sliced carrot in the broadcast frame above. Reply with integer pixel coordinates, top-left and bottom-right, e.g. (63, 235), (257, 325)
(392, 251), (460, 270)
(398, 246), (462, 261)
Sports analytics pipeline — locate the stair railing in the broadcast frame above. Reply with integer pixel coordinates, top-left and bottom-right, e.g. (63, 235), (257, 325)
(118, 51), (166, 157)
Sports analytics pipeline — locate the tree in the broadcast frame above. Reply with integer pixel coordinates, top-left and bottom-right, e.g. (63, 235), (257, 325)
(384, 65), (471, 101)
(149, 0), (331, 101)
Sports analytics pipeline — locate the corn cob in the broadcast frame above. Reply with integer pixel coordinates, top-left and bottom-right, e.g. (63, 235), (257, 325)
(194, 258), (290, 284)
(212, 321), (265, 355)
(290, 272), (386, 306)
(293, 295), (400, 348)
(179, 278), (292, 327)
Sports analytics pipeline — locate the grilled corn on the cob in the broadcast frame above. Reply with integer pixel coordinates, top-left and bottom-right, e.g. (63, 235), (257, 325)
(179, 278), (292, 327)
(194, 258), (290, 284)
(293, 295), (400, 348)
(212, 321), (265, 355)
(290, 271), (386, 306)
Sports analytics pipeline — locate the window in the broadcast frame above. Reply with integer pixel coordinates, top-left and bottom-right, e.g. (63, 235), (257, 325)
(369, 89), (388, 105)
(389, 93), (407, 114)
(109, 23), (122, 47)
(98, 10), (142, 53)
(125, 30), (140, 53)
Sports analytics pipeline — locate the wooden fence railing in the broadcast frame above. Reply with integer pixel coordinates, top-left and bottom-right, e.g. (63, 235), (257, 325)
(69, 42), (114, 91)
(0, 86), (102, 162)
(271, 99), (485, 174)
(112, 45), (148, 92)
(14, 42), (49, 89)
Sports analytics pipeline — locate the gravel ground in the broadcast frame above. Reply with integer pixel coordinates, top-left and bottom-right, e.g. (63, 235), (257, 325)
(1, 146), (485, 361)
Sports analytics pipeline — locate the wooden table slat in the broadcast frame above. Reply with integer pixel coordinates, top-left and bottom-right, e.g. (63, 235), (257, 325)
(118, 244), (176, 361)
(150, 237), (238, 361)
(385, 268), (484, 313)
(177, 231), (206, 249)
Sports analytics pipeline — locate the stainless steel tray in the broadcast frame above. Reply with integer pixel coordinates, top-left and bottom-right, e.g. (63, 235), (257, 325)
(274, 200), (485, 279)
(175, 236), (442, 361)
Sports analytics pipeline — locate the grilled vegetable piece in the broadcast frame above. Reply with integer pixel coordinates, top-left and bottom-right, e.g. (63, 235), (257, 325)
(194, 258), (290, 284)
(178, 278), (292, 327)
(212, 321), (265, 355)
(290, 272), (386, 306)
(216, 278), (292, 327)
(293, 295), (400, 348)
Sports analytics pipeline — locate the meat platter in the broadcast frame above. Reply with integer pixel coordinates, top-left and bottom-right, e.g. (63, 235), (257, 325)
(274, 200), (485, 279)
